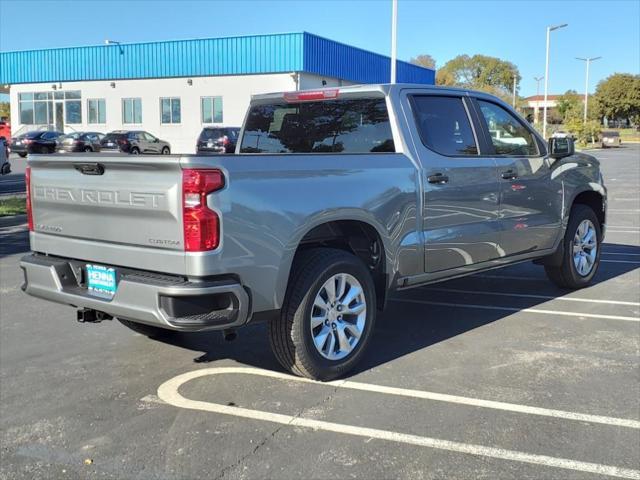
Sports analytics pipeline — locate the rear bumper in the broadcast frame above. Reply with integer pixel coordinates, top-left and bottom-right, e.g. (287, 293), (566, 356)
(20, 253), (250, 332)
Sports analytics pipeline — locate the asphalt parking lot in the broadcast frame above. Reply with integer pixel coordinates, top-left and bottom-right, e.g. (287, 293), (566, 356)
(1, 145), (639, 479)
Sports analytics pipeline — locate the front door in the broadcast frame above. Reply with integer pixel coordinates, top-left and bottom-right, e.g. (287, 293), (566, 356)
(472, 99), (562, 257)
(407, 94), (502, 273)
(54, 102), (64, 131)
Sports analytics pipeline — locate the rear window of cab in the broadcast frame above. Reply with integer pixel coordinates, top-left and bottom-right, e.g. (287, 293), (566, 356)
(240, 97), (395, 154)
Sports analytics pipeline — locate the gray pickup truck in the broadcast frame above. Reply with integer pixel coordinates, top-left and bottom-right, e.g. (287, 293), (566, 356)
(21, 84), (606, 380)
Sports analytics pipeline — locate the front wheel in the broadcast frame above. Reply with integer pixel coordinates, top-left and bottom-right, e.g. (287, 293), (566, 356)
(545, 204), (602, 289)
(269, 248), (376, 381)
(130, 147), (140, 155)
(161, 146), (170, 155)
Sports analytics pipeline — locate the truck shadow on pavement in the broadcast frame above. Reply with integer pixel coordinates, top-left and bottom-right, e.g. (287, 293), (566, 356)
(149, 241), (640, 377)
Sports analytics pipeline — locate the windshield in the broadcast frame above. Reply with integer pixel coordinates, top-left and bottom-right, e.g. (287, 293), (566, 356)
(240, 97), (395, 154)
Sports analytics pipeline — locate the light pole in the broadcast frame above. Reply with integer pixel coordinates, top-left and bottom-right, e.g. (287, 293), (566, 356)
(390, 0), (398, 83)
(543, 23), (568, 139)
(576, 56), (602, 122)
(534, 76), (544, 124)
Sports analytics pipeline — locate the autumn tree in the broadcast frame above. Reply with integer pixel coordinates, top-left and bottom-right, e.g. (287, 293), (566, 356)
(410, 54), (436, 70)
(435, 54), (520, 100)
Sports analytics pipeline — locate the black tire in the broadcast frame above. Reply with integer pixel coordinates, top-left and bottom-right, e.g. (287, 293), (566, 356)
(269, 248), (376, 381)
(545, 204), (602, 289)
(118, 318), (173, 338)
(84, 146), (92, 152)
(161, 146), (170, 155)
(18, 153), (27, 158)
(130, 147), (140, 155)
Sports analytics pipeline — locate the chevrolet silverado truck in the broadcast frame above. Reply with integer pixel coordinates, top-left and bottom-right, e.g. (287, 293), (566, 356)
(21, 84), (607, 380)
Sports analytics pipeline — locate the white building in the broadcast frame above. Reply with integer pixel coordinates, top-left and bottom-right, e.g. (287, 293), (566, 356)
(0, 32), (434, 153)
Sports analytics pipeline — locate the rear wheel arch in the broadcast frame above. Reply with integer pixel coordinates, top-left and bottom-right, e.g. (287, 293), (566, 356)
(287, 219), (389, 311)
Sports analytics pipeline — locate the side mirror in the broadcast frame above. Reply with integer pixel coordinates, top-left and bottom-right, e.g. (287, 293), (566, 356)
(548, 137), (575, 159)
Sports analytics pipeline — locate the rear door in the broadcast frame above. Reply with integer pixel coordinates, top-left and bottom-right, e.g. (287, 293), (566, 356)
(472, 98), (562, 256)
(405, 92), (502, 272)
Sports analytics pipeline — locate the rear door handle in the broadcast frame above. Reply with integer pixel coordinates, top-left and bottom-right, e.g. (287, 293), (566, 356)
(501, 170), (518, 180)
(428, 173), (449, 184)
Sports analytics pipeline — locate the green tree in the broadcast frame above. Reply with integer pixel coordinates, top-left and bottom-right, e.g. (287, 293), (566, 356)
(435, 54), (520, 99)
(594, 73), (640, 123)
(410, 54), (436, 70)
(556, 90), (582, 121)
(0, 102), (9, 122)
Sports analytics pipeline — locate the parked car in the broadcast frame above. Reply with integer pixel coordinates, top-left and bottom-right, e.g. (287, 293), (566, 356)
(21, 84), (607, 381)
(600, 130), (621, 148)
(0, 120), (11, 142)
(11, 130), (64, 157)
(100, 130), (170, 154)
(0, 137), (9, 175)
(57, 132), (105, 153)
(551, 130), (576, 140)
(196, 127), (240, 154)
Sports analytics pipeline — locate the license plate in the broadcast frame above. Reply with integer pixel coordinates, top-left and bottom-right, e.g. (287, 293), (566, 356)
(106, 142), (114, 147)
(86, 264), (117, 296)
(207, 141), (214, 148)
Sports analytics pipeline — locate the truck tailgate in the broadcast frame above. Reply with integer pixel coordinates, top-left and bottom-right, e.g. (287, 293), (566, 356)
(29, 155), (187, 274)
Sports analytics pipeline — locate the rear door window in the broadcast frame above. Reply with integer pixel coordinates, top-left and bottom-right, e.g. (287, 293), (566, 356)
(410, 96), (478, 156)
(240, 97), (395, 154)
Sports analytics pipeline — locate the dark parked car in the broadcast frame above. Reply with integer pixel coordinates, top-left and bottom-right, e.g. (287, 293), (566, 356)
(11, 130), (64, 157)
(100, 130), (171, 154)
(196, 127), (240, 154)
(57, 132), (105, 153)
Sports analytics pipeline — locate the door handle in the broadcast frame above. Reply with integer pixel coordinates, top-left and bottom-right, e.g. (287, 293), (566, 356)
(501, 170), (518, 180)
(428, 173), (449, 184)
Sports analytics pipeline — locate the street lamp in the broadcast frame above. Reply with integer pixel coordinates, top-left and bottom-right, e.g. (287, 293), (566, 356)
(104, 39), (124, 55)
(534, 76), (544, 124)
(576, 56), (602, 122)
(543, 23), (568, 139)
(390, 0), (398, 84)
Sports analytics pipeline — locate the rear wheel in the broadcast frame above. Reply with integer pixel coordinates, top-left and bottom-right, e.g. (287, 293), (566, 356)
(269, 248), (376, 381)
(83, 146), (92, 152)
(130, 147), (140, 155)
(545, 204), (601, 289)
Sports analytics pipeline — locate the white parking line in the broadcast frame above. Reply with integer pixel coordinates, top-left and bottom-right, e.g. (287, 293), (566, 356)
(602, 259), (640, 264)
(392, 299), (640, 322)
(607, 230), (640, 234)
(157, 367), (640, 480)
(422, 287), (640, 307)
(603, 252), (640, 257)
(609, 209), (640, 213)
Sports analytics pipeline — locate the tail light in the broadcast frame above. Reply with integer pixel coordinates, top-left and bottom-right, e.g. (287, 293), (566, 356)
(221, 135), (230, 146)
(182, 169), (224, 251)
(25, 166), (34, 231)
(23, 138), (33, 145)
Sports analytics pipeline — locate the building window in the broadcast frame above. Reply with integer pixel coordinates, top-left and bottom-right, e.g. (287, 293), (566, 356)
(18, 90), (82, 126)
(201, 96), (223, 123)
(160, 97), (181, 124)
(87, 99), (106, 124)
(122, 98), (142, 124)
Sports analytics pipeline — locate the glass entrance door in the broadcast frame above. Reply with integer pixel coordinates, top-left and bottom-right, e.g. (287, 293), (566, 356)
(54, 102), (64, 131)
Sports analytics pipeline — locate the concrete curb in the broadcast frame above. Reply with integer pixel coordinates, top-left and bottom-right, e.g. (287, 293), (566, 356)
(0, 214), (27, 229)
